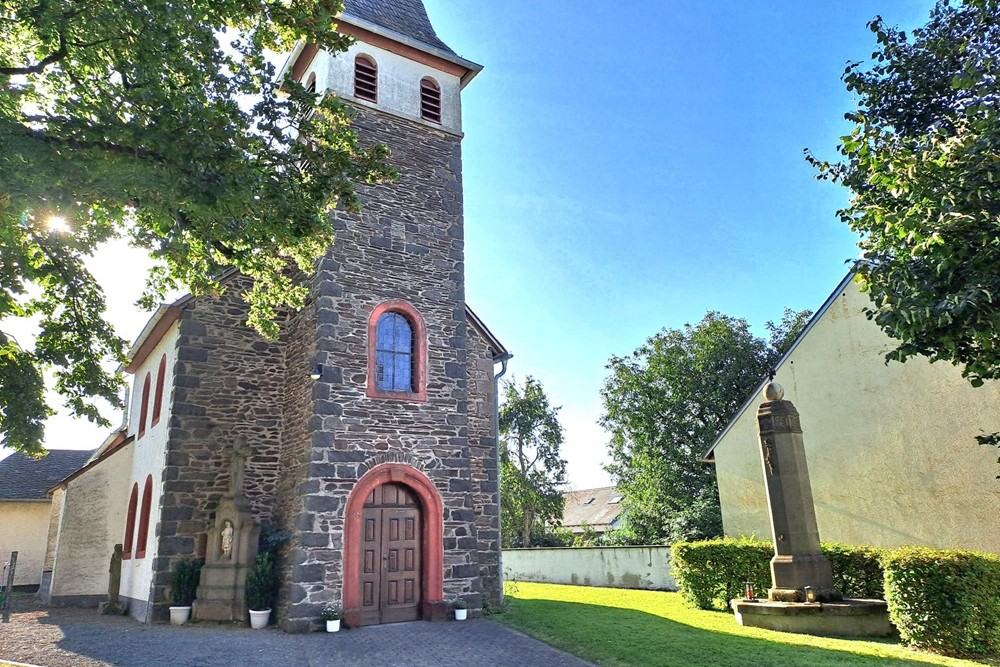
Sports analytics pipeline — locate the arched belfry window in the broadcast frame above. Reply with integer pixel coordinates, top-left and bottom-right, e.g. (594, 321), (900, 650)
(354, 55), (377, 103)
(375, 313), (414, 393)
(367, 301), (427, 401)
(420, 77), (441, 123)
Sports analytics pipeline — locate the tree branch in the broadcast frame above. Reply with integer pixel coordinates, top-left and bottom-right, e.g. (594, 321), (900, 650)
(1, 34), (67, 76)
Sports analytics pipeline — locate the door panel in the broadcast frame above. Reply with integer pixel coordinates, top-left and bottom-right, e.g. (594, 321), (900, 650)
(357, 483), (422, 625)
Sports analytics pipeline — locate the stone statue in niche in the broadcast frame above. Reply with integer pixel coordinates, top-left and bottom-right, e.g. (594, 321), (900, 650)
(220, 520), (234, 559)
(192, 436), (260, 622)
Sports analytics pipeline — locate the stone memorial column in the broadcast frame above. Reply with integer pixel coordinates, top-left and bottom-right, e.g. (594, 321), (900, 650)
(757, 382), (840, 602)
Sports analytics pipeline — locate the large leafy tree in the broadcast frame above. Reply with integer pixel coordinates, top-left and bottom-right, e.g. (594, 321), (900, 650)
(0, 0), (396, 456)
(808, 0), (1000, 389)
(601, 309), (810, 545)
(499, 376), (567, 548)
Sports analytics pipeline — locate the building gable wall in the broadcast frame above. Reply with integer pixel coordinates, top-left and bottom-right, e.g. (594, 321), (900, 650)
(713, 281), (1000, 554)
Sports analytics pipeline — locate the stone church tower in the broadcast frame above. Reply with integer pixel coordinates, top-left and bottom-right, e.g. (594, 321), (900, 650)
(125, 0), (508, 631)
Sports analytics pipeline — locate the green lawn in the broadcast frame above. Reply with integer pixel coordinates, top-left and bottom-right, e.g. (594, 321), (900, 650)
(496, 582), (999, 667)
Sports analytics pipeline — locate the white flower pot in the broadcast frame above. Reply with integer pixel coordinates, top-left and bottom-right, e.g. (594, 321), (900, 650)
(169, 606), (191, 626)
(454, 608), (467, 621)
(249, 608), (271, 629)
(325, 619), (341, 632)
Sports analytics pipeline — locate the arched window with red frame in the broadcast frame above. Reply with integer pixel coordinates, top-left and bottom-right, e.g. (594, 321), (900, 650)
(366, 301), (427, 402)
(123, 483), (139, 559)
(136, 475), (153, 558)
(151, 355), (167, 427)
(138, 373), (151, 438)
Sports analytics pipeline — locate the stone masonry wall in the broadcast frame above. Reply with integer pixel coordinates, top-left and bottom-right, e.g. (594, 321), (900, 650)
(273, 289), (319, 621)
(281, 103), (490, 631)
(466, 329), (502, 607)
(152, 281), (286, 619)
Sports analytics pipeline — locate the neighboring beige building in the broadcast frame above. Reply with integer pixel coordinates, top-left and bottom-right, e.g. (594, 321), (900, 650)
(45, 432), (134, 606)
(561, 486), (624, 536)
(0, 450), (93, 587)
(705, 274), (1000, 554)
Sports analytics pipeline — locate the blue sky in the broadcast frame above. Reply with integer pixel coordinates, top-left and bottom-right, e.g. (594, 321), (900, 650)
(426, 0), (937, 487)
(3, 1), (938, 489)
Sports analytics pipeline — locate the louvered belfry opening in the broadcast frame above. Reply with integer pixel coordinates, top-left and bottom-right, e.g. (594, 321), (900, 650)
(354, 56), (378, 102)
(420, 78), (441, 123)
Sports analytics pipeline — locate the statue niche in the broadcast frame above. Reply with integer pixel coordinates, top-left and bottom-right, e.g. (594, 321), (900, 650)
(192, 438), (260, 622)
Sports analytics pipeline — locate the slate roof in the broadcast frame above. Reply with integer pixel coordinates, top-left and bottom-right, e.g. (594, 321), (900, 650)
(0, 450), (94, 500)
(343, 0), (455, 55)
(562, 486), (624, 533)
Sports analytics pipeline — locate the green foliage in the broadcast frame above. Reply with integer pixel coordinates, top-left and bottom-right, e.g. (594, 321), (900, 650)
(822, 542), (885, 600)
(0, 0), (396, 455)
(499, 376), (567, 548)
(319, 603), (343, 621)
(882, 547), (1000, 657)
(572, 522), (601, 547)
(671, 538), (887, 611)
(452, 598), (469, 610)
(245, 552), (279, 612)
(601, 310), (810, 545)
(808, 1), (1000, 394)
(671, 538), (773, 610)
(169, 558), (203, 607)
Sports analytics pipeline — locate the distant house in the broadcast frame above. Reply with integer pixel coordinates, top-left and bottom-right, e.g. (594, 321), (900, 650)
(0, 449), (93, 587)
(704, 274), (1000, 554)
(561, 486), (624, 536)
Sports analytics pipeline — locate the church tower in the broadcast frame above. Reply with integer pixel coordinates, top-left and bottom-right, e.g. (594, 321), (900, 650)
(271, 0), (504, 631)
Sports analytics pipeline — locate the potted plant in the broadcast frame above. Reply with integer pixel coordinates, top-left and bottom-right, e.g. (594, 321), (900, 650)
(245, 552), (279, 629)
(452, 598), (468, 621)
(169, 558), (202, 625)
(320, 603), (343, 632)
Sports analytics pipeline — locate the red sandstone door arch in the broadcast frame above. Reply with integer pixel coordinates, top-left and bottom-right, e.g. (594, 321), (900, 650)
(343, 464), (443, 627)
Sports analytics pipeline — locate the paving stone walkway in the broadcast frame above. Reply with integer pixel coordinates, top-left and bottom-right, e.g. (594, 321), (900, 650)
(0, 602), (594, 667)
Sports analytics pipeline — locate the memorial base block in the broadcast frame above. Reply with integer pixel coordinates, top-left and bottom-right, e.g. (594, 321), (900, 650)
(732, 598), (893, 637)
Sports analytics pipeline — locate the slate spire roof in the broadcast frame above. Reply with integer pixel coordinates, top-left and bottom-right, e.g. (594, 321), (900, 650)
(343, 0), (456, 55)
(0, 450), (94, 500)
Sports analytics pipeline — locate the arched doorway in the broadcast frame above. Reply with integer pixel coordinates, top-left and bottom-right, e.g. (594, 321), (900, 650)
(343, 464), (443, 627)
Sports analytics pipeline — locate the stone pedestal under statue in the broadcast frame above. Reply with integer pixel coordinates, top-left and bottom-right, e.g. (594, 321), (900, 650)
(731, 383), (891, 637)
(192, 441), (260, 622)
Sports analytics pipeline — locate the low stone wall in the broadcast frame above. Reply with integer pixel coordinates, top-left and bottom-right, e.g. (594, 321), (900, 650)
(503, 546), (676, 590)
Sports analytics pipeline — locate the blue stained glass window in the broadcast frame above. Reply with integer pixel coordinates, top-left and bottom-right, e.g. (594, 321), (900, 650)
(375, 312), (413, 392)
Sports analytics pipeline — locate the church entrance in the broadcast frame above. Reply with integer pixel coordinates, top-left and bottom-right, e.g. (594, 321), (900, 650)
(358, 482), (422, 625)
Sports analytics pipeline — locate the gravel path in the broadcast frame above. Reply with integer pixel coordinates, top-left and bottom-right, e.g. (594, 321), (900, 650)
(0, 600), (593, 667)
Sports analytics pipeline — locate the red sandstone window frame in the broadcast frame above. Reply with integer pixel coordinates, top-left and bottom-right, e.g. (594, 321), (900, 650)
(354, 55), (378, 103)
(138, 373), (151, 439)
(151, 354), (166, 427)
(123, 483), (139, 559)
(367, 301), (427, 402)
(135, 475), (153, 559)
(420, 77), (441, 123)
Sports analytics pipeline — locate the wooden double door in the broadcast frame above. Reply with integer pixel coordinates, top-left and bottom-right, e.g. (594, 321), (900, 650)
(358, 482), (422, 625)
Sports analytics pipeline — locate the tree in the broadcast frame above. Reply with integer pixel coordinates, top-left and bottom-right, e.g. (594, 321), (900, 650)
(499, 376), (568, 548)
(0, 0), (396, 455)
(807, 0), (1000, 390)
(600, 309), (810, 545)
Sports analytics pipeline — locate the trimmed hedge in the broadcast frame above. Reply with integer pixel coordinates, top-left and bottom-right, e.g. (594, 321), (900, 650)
(883, 547), (1000, 657)
(671, 538), (886, 611)
(671, 538), (772, 610)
